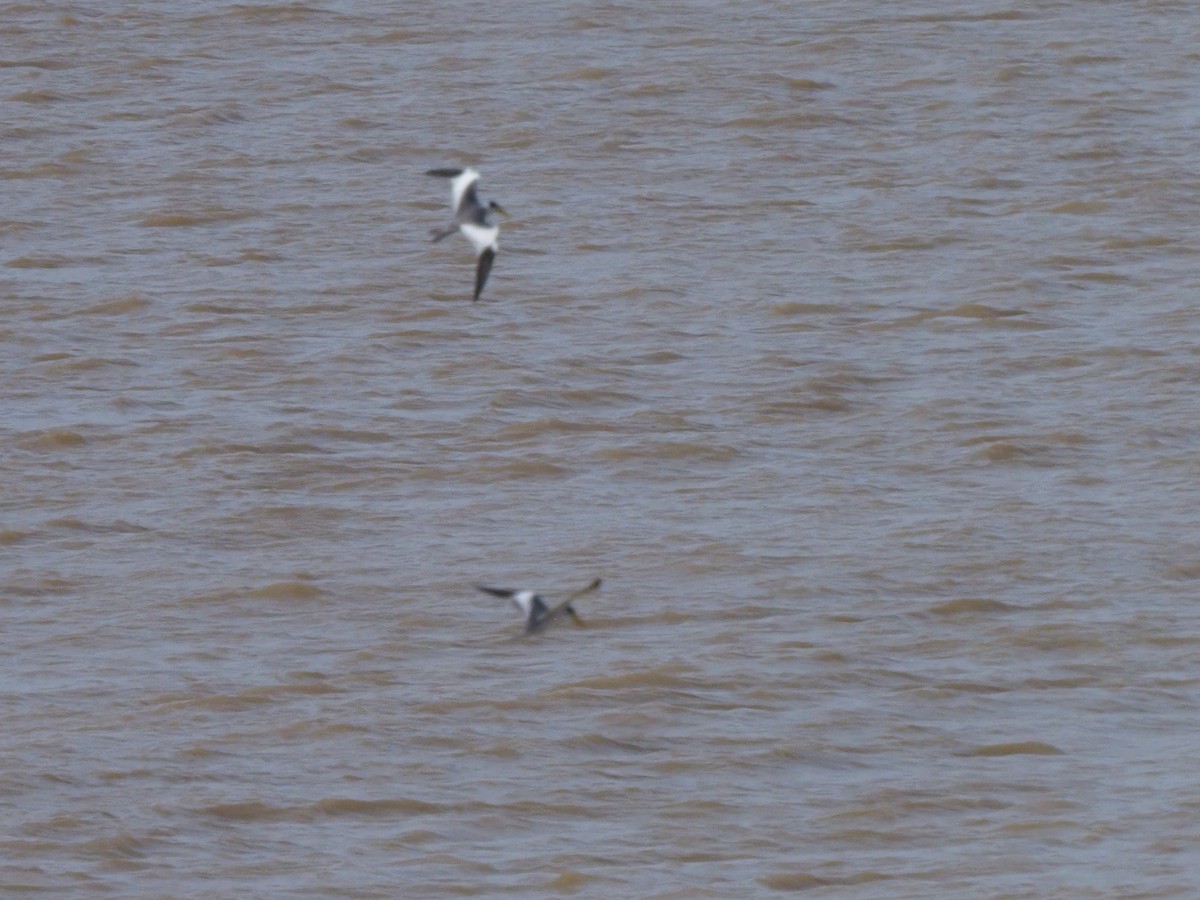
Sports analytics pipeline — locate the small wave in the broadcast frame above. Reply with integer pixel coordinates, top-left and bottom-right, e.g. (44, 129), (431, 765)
(16, 428), (86, 450)
(246, 581), (325, 601)
(926, 597), (1019, 617)
(315, 797), (443, 817)
(960, 741), (1064, 757)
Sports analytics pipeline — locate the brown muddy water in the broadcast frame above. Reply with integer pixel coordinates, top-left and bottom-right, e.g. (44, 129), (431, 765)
(3, 2), (1200, 897)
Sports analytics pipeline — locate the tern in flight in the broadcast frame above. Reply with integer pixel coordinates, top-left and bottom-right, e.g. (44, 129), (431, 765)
(475, 578), (601, 635)
(425, 167), (507, 301)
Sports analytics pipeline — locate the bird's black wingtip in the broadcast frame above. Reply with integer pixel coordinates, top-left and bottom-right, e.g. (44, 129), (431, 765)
(425, 167), (464, 178)
(473, 246), (496, 302)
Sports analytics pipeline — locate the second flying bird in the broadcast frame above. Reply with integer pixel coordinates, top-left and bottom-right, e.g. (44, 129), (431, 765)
(425, 167), (507, 302)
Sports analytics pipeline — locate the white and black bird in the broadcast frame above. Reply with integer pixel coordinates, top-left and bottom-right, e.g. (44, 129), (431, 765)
(475, 578), (601, 635)
(425, 167), (507, 302)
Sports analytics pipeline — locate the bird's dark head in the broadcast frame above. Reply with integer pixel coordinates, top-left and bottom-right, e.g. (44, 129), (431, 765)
(489, 200), (509, 217)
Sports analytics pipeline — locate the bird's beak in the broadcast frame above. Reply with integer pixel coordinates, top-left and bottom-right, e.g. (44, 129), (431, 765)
(492, 203), (510, 218)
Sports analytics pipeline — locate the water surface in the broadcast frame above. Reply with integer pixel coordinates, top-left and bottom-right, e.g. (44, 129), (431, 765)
(3, 2), (1200, 896)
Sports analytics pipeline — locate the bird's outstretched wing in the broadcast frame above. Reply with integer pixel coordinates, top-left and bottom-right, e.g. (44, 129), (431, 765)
(534, 578), (602, 632)
(474, 247), (496, 302)
(475, 584), (515, 601)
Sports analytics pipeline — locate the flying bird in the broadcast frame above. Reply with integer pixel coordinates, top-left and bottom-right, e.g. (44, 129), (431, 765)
(425, 167), (507, 301)
(476, 578), (602, 635)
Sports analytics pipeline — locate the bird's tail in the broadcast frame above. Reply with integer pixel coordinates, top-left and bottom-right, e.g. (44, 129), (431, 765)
(430, 224), (458, 243)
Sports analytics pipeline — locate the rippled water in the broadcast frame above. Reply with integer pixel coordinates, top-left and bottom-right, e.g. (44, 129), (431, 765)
(4, 2), (1200, 896)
